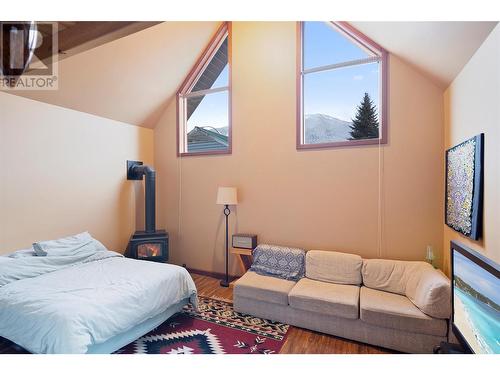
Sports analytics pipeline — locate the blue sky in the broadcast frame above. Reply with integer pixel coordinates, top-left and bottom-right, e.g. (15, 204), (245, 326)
(303, 21), (379, 122)
(454, 251), (499, 304)
(187, 59), (228, 131)
(188, 22), (380, 130)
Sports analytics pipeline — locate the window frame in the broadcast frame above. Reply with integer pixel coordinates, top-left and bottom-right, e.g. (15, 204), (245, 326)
(177, 22), (232, 157)
(296, 21), (389, 150)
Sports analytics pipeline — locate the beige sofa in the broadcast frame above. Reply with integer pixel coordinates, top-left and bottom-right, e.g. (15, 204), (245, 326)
(234, 250), (451, 353)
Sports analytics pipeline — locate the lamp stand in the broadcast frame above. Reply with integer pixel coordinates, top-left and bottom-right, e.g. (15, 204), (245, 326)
(220, 204), (231, 287)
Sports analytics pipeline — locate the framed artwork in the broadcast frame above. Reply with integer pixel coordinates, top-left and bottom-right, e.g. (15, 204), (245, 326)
(445, 134), (484, 240)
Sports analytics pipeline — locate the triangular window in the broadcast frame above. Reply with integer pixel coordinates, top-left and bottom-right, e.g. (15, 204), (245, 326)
(303, 22), (373, 69)
(178, 23), (230, 155)
(298, 22), (388, 149)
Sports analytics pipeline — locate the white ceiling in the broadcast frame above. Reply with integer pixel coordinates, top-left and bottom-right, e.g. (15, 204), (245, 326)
(8, 21), (498, 128)
(352, 21), (498, 87)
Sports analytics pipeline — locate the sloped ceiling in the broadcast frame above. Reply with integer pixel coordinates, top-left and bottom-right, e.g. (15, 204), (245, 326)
(351, 21), (498, 88)
(10, 21), (221, 128)
(8, 21), (497, 128)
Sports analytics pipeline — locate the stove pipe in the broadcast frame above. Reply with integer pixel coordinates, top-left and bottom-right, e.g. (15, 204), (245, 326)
(127, 161), (156, 233)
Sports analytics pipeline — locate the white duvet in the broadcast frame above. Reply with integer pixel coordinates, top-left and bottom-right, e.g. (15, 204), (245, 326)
(0, 250), (197, 354)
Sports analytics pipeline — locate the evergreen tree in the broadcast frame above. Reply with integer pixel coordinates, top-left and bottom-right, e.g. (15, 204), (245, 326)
(349, 93), (379, 140)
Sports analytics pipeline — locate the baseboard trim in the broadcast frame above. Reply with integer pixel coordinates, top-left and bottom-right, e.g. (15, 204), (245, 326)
(186, 267), (239, 282)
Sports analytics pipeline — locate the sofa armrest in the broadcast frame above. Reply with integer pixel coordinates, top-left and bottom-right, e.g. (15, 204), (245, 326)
(406, 267), (451, 319)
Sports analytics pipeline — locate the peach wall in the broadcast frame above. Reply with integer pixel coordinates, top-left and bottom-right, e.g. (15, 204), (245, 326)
(0, 92), (154, 254)
(443, 24), (500, 274)
(154, 22), (444, 276)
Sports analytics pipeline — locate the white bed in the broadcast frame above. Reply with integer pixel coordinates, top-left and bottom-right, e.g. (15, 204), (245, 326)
(0, 240), (197, 354)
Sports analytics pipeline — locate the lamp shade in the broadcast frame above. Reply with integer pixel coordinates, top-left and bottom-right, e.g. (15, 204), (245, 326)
(216, 187), (238, 205)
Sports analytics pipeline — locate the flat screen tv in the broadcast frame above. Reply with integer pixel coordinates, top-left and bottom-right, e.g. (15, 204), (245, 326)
(451, 241), (500, 354)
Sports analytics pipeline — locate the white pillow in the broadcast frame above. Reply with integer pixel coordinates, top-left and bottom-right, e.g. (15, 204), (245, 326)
(32, 232), (99, 256)
(7, 248), (37, 258)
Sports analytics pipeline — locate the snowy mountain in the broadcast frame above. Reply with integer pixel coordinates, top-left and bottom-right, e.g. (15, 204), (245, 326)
(205, 114), (352, 144)
(304, 113), (352, 143)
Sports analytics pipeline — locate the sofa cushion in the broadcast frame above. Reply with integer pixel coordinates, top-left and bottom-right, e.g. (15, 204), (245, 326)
(361, 259), (426, 295)
(405, 267), (451, 319)
(360, 287), (447, 336)
(306, 250), (362, 285)
(233, 271), (296, 306)
(288, 278), (360, 319)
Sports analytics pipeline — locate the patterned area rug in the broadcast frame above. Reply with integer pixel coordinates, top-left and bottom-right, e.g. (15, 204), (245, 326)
(0, 296), (289, 354)
(116, 296), (289, 354)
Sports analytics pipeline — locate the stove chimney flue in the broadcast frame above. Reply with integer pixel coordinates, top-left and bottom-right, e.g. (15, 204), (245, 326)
(127, 160), (156, 233)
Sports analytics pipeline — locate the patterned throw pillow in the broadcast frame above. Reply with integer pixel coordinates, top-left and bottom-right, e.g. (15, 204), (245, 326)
(250, 244), (306, 281)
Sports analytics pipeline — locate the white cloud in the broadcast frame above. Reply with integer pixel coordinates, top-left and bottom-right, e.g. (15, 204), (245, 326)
(353, 75), (364, 81)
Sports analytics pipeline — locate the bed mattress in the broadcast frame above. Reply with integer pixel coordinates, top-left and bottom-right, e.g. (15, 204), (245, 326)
(0, 251), (197, 354)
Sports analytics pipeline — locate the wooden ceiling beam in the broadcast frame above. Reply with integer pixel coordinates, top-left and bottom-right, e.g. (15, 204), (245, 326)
(35, 21), (161, 63)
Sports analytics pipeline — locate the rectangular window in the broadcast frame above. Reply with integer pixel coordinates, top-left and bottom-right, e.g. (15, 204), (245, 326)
(177, 23), (231, 156)
(297, 22), (388, 149)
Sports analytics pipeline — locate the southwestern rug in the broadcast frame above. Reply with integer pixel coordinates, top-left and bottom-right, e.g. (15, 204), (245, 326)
(0, 296), (290, 354)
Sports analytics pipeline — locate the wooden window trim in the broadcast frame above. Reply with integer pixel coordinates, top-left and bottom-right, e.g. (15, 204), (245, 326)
(176, 22), (232, 157)
(296, 21), (389, 151)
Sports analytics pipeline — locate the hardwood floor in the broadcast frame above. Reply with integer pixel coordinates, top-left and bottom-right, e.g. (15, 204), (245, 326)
(191, 273), (394, 354)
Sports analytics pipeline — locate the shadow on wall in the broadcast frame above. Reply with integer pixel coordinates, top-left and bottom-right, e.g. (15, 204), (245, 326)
(115, 178), (144, 253)
(140, 98), (172, 128)
(133, 127), (154, 235)
(116, 182), (131, 252)
(134, 181), (146, 231)
(211, 206), (240, 276)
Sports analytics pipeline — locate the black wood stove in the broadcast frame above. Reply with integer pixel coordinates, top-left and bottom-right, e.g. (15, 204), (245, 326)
(125, 161), (168, 262)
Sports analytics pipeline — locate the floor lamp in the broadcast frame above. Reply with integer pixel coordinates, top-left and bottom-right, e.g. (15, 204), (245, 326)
(216, 187), (238, 287)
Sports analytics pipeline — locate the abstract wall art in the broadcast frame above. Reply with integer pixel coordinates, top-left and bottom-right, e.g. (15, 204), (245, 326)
(445, 134), (484, 240)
